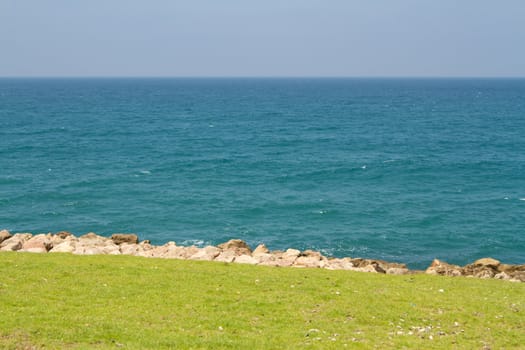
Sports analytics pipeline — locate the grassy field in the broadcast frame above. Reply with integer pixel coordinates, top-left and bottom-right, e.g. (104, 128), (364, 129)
(0, 252), (523, 349)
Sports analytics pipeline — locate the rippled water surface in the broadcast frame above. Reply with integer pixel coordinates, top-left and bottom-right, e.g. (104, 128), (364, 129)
(1, 78), (524, 268)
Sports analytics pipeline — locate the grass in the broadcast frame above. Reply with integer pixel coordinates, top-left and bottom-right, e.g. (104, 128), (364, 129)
(0, 252), (523, 349)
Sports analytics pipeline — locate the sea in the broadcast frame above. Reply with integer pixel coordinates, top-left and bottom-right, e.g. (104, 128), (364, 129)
(1, 78), (524, 269)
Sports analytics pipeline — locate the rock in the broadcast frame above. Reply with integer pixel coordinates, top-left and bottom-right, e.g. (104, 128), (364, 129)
(2, 230), (523, 282)
(111, 233), (139, 245)
(181, 246), (200, 259)
(50, 234), (66, 246)
(301, 250), (323, 258)
(189, 246), (221, 261)
(235, 254), (259, 265)
(55, 231), (73, 239)
(463, 258), (500, 279)
(425, 259), (463, 277)
(78, 233), (109, 250)
(294, 256), (321, 268)
(261, 250), (300, 267)
(0, 229), (12, 244)
(49, 241), (76, 253)
(155, 245), (199, 259)
(252, 244), (270, 257)
(263, 249), (301, 267)
(497, 264), (525, 274)
(80, 232), (102, 240)
(370, 262), (386, 273)
(294, 251), (326, 268)
(253, 253), (276, 265)
(494, 272), (511, 280)
(73, 246), (103, 255)
(0, 240), (23, 251)
(283, 248), (301, 260)
(154, 244), (188, 259)
(120, 243), (142, 255)
(473, 257), (500, 268)
(474, 269), (495, 279)
(348, 258), (372, 268)
(215, 250), (237, 263)
(138, 241), (153, 252)
(217, 239), (252, 255)
(378, 260), (407, 270)
(102, 243), (121, 255)
(324, 258), (355, 270)
(21, 234), (53, 253)
(0, 233), (32, 251)
(348, 259), (388, 273)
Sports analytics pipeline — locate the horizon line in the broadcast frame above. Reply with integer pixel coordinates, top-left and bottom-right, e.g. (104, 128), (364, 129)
(1, 75), (525, 79)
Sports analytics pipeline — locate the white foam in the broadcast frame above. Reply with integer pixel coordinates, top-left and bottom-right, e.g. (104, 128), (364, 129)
(181, 239), (206, 247)
(140, 170), (151, 175)
(519, 198), (525, 201)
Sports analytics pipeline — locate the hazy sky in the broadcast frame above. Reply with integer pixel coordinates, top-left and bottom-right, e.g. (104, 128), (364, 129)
(1, 0), (524, 77)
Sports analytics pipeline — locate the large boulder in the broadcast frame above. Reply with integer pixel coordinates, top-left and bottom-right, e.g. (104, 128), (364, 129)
(49, 241), (76, 253)
(473, 257), (500, 268)
(73, 246), (103, 255)
(119, 243), (142, 256)
(324, 258), (355, 270)
(79, 233), (109, 246)
(217, 239), (252, 256)
(235, 254), (259, 265)
(509, 271), (525, 282)
(253, 252), (277, 265)
(386, 267), (410, 275)
(283, 248), (301, 261)
(463, 258), (501, 279)
(294, 256), (323, 268)
(294, 251), (327, 268)
(21, 234), (53, 253)
(0, 233), (32, 251)
(261, 251), (295, 267)
(54, 231), (73, 239)
(425, 259), (463, 277)
(102, 242), (121, 255)
(0, 229), (12, 244)
(252, 244), (270, 257)
(349, 259), (386, 273)
(215, 250), (237, 263)
(111, 233), (139, 245)
(189, 246), (221, 261)
(147, 242), (189, 259)
(80, 232), (102, 240)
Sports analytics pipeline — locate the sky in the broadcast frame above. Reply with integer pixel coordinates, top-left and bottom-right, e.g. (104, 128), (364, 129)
(1, 0), (524, 77)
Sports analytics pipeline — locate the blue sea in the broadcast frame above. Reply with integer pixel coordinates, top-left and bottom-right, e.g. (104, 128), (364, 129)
(1, 78), (524, 268)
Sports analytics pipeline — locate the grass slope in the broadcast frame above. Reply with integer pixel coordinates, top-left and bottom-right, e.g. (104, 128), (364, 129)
(0, 253), (523, 349)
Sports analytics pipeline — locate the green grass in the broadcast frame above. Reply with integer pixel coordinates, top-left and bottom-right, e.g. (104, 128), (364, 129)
(0, 253), (523, 349)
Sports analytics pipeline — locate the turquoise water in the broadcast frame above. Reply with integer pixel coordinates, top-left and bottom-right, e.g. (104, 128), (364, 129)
(1, 78), (524, 268)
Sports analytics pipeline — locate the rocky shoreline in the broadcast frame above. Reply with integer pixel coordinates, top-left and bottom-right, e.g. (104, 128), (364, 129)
(1, 229), (523, 282)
